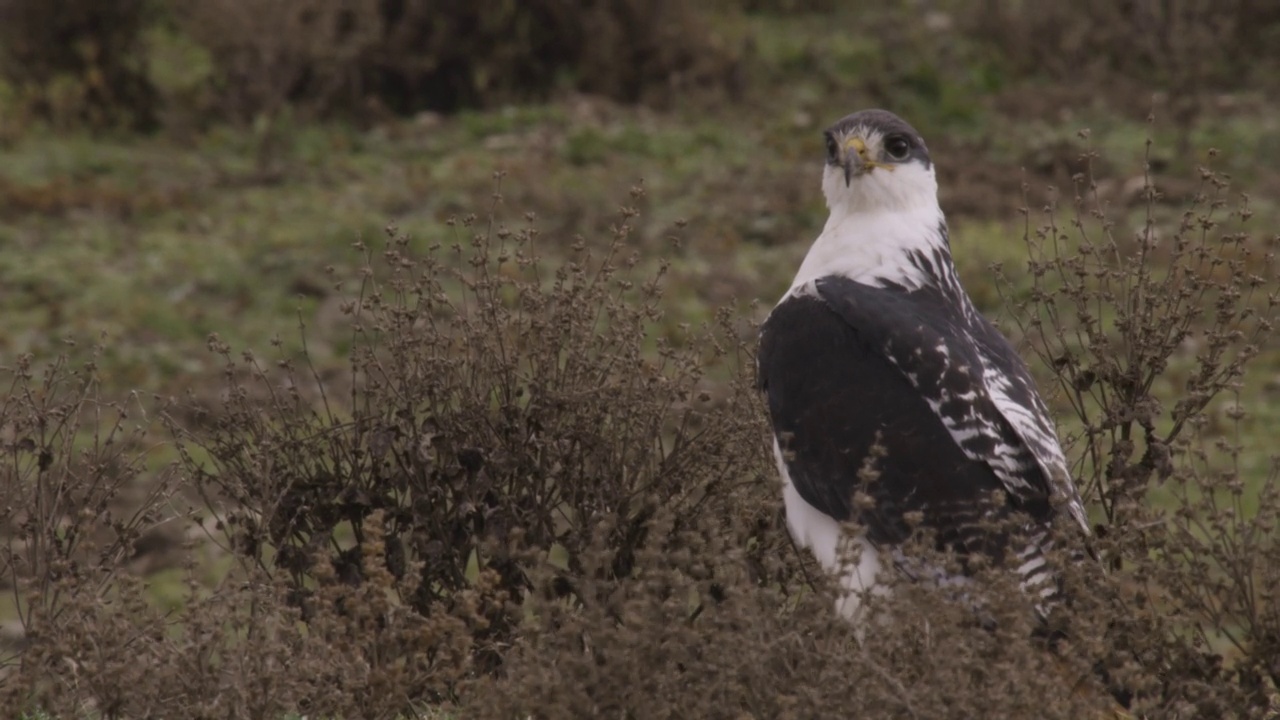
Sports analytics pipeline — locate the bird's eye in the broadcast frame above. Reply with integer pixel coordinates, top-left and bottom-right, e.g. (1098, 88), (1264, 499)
(824, 134), (839, 163)
(885, 135), (911, 161)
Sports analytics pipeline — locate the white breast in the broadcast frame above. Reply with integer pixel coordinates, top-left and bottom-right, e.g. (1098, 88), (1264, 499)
(788, 161), (947, 295)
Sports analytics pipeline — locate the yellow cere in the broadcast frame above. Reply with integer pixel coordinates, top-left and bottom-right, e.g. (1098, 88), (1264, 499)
(844, 136), (868, 154)
(843, 136), (895, 172)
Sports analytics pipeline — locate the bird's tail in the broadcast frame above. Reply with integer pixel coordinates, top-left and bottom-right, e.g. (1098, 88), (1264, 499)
(1015, 528), (1063, 620)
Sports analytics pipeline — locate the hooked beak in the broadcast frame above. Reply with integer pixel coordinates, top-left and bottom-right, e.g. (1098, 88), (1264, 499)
(841, 136), (893, 186)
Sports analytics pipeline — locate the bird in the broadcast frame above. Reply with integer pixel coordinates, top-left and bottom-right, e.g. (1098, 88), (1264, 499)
(757, 108), (1090, 625)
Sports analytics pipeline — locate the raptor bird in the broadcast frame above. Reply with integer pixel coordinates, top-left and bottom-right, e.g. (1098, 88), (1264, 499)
(757, 109), (1089, 624)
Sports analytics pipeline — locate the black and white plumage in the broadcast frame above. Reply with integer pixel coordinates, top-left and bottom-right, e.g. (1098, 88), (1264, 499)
(758, 109), (1088, 622)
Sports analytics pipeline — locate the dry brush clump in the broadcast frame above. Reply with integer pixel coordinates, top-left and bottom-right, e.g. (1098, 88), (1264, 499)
(463, 505), (1125, 719)
(996, 127), (1280, 716)
(0, 345), (176, 714)
(153, 182), (780, 713)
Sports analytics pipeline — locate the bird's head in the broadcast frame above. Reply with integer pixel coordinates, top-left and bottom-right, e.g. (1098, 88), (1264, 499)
(821, 109), (937, 214)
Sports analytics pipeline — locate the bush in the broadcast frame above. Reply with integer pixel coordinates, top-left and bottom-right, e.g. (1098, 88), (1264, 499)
(463, 507), (1121, 719)
(176, 0), (744, 122)
(996, 134), (1279, 716)
(0, 346), (176, 713)
(0, 0), (745, 133)
(156, 183), (774, 702)
(0, 0), (158, 131)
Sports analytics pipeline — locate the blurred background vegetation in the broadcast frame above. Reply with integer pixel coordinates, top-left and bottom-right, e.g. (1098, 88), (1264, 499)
(2, 0), (1279, 716)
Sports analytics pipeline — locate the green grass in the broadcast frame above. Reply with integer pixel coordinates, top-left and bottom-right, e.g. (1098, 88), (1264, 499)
(5, 112), (1273, 387)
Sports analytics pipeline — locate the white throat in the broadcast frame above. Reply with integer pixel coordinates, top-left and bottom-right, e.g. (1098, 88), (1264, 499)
(789, 161), (947, 292)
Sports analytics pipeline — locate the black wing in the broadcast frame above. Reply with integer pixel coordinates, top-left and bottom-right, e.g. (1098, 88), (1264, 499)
(758, 277), (1053, 550)
(909, 237), (1087, 532)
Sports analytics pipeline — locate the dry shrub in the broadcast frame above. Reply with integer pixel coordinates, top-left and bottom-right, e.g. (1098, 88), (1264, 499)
(1009, 137), (1273, 530)
(997, 126), (1279, 716)
(0, 0), (158, 131)
(176, 0), (743, 122)
(0, 348), (488, 717)
(0, 346), (175, 713)
(155, 181), (773, 712)
(7, 514), (488, 718)
(464, 507), (1120, 720)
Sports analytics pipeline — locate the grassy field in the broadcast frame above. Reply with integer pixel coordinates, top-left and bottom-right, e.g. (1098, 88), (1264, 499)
(3, 5), (1279, 717)
(4, 92), (1276, 385)
(4, 60), (1276, 480)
